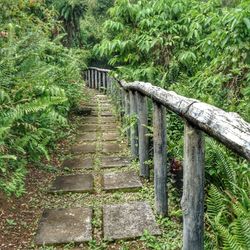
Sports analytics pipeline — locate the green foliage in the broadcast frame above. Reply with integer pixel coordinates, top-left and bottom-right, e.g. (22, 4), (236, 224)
(96, 0), (250, 121)
(206, 140), (250, 249)
(47, 0), (87, 47)
(94, 0), (250, 248)
(0, 0), (87, 196)
(80, 0), (114, 66)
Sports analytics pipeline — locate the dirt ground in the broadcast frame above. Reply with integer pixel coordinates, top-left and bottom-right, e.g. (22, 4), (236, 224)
(0, 164), (55, 249)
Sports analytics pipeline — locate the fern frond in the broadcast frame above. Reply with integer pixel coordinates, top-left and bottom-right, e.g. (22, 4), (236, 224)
(231, 216), (250, 249)
(207, 184), (227, 219)
(215, 222), (244, 250)
(206, 138), (236, 192)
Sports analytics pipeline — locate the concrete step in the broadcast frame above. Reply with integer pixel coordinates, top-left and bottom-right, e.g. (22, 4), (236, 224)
(102, 171), (142, 192)
(62, 157), (93, 169)
(49, 174), (94, 193)
(35, 207), (92, 245)
(100, 156), (131, 168)
(103, 202), (161, 241)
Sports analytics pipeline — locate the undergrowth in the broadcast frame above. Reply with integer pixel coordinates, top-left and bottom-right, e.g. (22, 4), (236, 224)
(0, 0), (88, 196)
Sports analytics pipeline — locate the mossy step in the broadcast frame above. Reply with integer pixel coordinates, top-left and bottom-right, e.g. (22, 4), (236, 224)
(49, 174), (94, 193)
(71, 143), (96, 155)
(62, 157), (93, 169)
(103, 202), (161, 241)
(100, 156), (131, 168)
(102, 171), (142, 192)
(35, 207), (92, 245)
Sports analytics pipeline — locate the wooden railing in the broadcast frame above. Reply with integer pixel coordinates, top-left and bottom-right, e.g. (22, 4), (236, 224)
(85, 67), (250, 250)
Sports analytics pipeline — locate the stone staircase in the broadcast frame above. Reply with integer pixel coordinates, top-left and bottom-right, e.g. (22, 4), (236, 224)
(35, 89), (160, 246)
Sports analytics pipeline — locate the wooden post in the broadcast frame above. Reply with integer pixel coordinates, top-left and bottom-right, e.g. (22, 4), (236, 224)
(88, 70), (91, 87)
(129, 91), (139, 159)
(97, 71), (99, 90)
(90, 69), (94, 88)
(90, 69), (94, 89)
(89, 70), (91, 88)
(153, 101), (167, 216)
(104, 73), (107, 92)
(95, 70), (98, 89)
(137, 92), (149, 178)
(89, 70), (92, 87)
(124, 90), (130, 144)
(181, 122), (205, 250)
(102, 72), (106, 92)
(98, 71), (101, 91)
(107, 75), (111, 95)
(121, 89), (125, 118)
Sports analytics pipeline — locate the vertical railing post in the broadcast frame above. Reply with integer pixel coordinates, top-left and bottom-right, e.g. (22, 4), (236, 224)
(92, 69), (95, 88)
(94, 70), (98, 89)
(120, 89), (125, 119)
(87, 69), (90, 88)
(98, 71), (101, 91)
(137, 92), (149, 178)
(101, 72), (105, 92)
(181, 121), (205, 250)
(107, 75), (111, 95)
(103, 72), (106, 92)
(129, 90), (139, 159)
(153, 101), (167, 216)
(89, 69), (91, 88)
(124, 90), (130, 144)
(90, 70), (92, 88)
(97, 70), (99, 90)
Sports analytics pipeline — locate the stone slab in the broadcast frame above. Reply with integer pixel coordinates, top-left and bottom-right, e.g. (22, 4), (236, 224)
(78, 124), (100, 132)
(100, 111), (113, 117)
(102, 171), (142, 192)
(78, 125), (117, 133)
(71, 143), (96, 154)
(96, 95), (108, 99)
(35, 207), (92, 245)
(101, 124), (118, 130)
(101, 142), (124, 154)
(102, 132), (120, 141)
(83, 117), (99, 123)
(76, 133), (98, 142)
(62, 157), (93, 169)
(101, 107), (113, 112)
(100, 156), (131, 168)
(83, 105), (98, 109)
(49, 174), (94, 193)
(100, 117), (117, 124)
(103, 202), (161, 240)
(101, 104), (112, 109)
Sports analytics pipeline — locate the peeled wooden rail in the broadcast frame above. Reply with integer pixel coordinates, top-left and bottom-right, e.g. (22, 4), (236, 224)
(85, 67), (250, 250)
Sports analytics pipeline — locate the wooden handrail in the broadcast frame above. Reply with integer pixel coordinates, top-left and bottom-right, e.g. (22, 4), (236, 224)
(86, 68), (250, 161)
(88, 67), (111, 73)
(117, 80), (250, 161)
(84, 67), (250, 250)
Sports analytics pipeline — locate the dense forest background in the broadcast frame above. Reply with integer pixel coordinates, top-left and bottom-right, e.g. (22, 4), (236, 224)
(0, 0), (249, 249)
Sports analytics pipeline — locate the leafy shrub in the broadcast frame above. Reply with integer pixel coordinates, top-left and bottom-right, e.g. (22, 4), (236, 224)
(95, 0), (250, 248)
(95, 0), (250, 120)
(0, 0), (87, 196)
